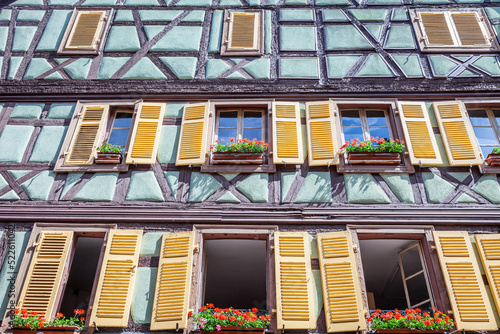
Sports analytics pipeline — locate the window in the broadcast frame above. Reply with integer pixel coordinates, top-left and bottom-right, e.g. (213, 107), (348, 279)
(410, 9), (499, 53)
(468, 108), (500, 158)
(340, 108), (392, 143)
(54, 101), (165, 172)
(5, 224), (143, 329)
(58, 9), (111, 55)
(216, 108), (264, 143)
(221, 10), (264, 56)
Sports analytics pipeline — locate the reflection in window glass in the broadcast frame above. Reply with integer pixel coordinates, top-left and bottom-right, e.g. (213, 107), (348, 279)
(216, 109), (263, 142)
(108, 112), (133, 148)
(341, 109), (391, 144)
(342, 110), (364, 142)
(468, 109), (499, 158)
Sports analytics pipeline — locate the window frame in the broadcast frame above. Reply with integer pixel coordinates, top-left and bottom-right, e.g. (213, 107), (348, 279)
(201, 101), (275, 173)
(410, 8), (500, 53)
(220, 10), (264, 57)
(57, 8), (112, 55)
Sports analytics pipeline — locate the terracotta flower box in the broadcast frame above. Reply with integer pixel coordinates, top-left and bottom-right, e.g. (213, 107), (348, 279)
(212, 152), (263, 165)
(202, 326), (266, 334)
(485, 153), (500, 166)
(347, 152), (401, 165)
(95, 152), (122, 164)
(12, 326), (81, 334)
(374, 329), (445, 334)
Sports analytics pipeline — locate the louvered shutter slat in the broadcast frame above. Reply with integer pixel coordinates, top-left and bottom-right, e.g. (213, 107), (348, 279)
(176, 103), (209, 166)
(275, 232), (315, 329)
(474, 234), (500, 319)
(306, 101), (339, 166)
(273, 102), (304, 165)
(151, 232), (194, 330)
(89, 230), (142, 327)
(433, 231), (496, 331)
(317, 231), (366, 333)
(230, 13), (257, 49)
(452, 13), (488, 46)
(420, 13), (455, 46)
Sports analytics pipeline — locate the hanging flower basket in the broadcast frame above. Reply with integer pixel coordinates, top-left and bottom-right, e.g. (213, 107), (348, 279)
(95, 152), (122, 164)
(347, 152), (401, 164)
(201, 326), (266, 334)
(212, 152), (263, 165)
(12, 326), (81, 334)
(485, 153), (500, 166)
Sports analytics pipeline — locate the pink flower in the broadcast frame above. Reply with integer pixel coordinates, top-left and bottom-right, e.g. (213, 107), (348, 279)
(216, 325), (222, 331)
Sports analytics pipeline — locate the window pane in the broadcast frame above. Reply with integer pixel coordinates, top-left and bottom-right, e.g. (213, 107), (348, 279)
(218, 128), (237, 142)
(473, 127), (497, 145)
(244, 112), (262, 128)
(343, 127), (364, 142)
(370, 127), (390, 139)
(113, 112), (133, 128)
(468, 109), (491, 126)
(219, 111), (238, 128)
(366, 110), (388, 127)
(400, 245), (423, 278)
(342, 110), (362, 126)
(108, 129), (130, 147)
(481, 146), (494, 157)
(243, 128), (262, 141)
(407, 273), (431, 307)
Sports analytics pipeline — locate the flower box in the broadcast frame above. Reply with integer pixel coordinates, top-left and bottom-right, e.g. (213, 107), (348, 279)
(374, 329), (445, 334)
(95, 152), (122, 164)
(485, 153), (500, 166)
(12, 326), (81, 334)
(347, 152), (401, 165)
(201, 326), (266, 334)
(212, 152), (263, 165)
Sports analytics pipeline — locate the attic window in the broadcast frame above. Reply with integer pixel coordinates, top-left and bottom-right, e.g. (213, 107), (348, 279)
(221, 10), (264, 56)
(410, 9), (500, 53)
(58, 9), (110, 55)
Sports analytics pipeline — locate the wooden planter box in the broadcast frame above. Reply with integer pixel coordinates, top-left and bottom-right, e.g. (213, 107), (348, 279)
(202, 326), (266, 334)
(374, 329), (445, 334)
(347, 152), (401, 165)
(485, 153), (500, 166)
(95, 152), (122, 164)
(13, 326), (81, 334)
(212, 152), (263, 165)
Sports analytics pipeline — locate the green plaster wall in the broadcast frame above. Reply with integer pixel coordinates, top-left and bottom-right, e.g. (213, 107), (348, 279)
(61, 173), (83, 198)
(421, 172), (454, 203)
(73, 173), (118, 202)
(140, 232), (163, 256)
(216, 191), (241, 203)
(47, 103), (75, 119)
(312, 269), (324, 322)
(236, 174), (268, 202)
(471, 174), (500, 203)
(157, 125), (180, 164)
(381, 173), (415, 203)
(280, 58), (319, 78)
(146, 26), (202, 52)
(160, 57), (197, 79)
(105, 26), (141, 52)
(345, 173), (391, 204)
(36, 10), (72, 51)
(29, 126), (67, 163)
(131, 267), (157, 324)
(126, 171), (164, 202)
(189, 172), (222, 202)
(0, 125), (34, 163)
(11, 103), (44, 119)
(164, 171), (179, 199)
(295, 172), (332, 203)
(324, 25), (373, 50)
(20, 170), (55, 201)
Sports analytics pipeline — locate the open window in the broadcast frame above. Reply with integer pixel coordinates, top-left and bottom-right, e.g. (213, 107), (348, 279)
(410, 9), (500, 53)
(54, 101), (165, 172)
(220, 10), (264, 56)
(58, 9), (112, 55)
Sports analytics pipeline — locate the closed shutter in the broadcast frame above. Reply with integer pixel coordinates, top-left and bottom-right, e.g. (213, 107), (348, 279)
(433, 101), (482, 166)
(451, 13), (488, 46)
(272, 102), (304, 165)
(228, 12), (260, 50)
(397, 102), (442, 165)
(65, 105), (108, 165)
(126, 103), (165, 165)
(306, 101), (340, 166)
(420, 12), (455, 46)
(176, 103), (210, 166)
(474, 234), (500, 317)
(151, 232), (195, 330)
(433, 231), (497, 331)
(316, 231), (366, 333)
(17, 231), (73, 320)
(66, 11), (106, 50)
(275, 231), (315, 329)
(89, 230), (142, 327)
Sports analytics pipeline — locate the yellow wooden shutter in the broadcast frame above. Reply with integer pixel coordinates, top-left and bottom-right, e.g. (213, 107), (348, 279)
(316, 231), (366, 333)
(433, 101), (482, 166)
(306, 101), (339, 166)
(89, 229), (142, 327)
(451, 13), (488, 46)
(65, 105), (108, 165)
(275, 231), (315, 329)
(420, 13), (455, 46)
(474, 234), (500, 318)
(150, 232), (195, 330)
(66, 11), (106, 50)
(17, 231), (73, 320)
(175, 103), (210, 166)
(397, 102), (442, 165)
(272, 102), (304, 165)
(125, 102), (165, 165)
(228, 12), (260, 50)
(433, 231), (496, 331)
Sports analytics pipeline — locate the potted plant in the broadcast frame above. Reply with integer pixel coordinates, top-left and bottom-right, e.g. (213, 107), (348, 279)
(485, 146), (500, 166)
(95, 142), (122, 164)
(211, 138), (269, 165)
(190, 304), (271, 334)
(340, 137), (405, 164)
(367, 308), (454, 333)
(8, 309), (85, 334)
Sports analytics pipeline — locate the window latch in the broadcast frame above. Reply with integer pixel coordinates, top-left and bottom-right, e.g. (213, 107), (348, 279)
(93, 322), (99, 331)
(281, 324), (285, 334)
(176, 323), (179, 332)
(352, 243), (358, 253)
(355, 325), (360, 334)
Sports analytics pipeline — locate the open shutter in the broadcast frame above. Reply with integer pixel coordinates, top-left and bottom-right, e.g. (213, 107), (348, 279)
(151, 232), (195, 330)
(433, 101), (482, 166)
(228, 12), (260, 50)
(272, 102), (304, 165)
(17, 231), (73, 320)
(66, 11), (106, 50)
(451, 13), (489, 46)
(306, 101), (339, 166)
(420, 12), (455, 46)
(275, 231), (315, 329)
(176, 103), (210, 166)
(125, 102), (165, 165)
(65, 105), (108, 165)
(89, 230), (142, 327)
(317, 231), (366, 333)
(433, 231), (497, 331)
(397, 102), (442, 165)
(474, 234), (500, 317)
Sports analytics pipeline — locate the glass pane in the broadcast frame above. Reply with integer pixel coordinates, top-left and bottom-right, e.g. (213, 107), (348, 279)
(218, 128), (238, 142)
(366, 110), (388, 127)
(343, 127), (364, 142)
(243, 128), (262, 141)
(481, 145), (495, 158)
(244, 112), (262, 128)
(493, 109), (500, 127)
(369, 127), (390, 139)
(108, 129), (130, 147)
(400, 245), (423, 277)
(473, 127), (497, 145)
(342, 110), (361, 126)
(469, 109), (490, 126)
(407, 273), (431, 307)
(113, 113), (133, 128)
(219, 111), (238, 128)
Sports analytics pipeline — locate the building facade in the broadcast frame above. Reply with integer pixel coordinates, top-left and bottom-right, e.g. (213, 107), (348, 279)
(0, 0), (500, 334)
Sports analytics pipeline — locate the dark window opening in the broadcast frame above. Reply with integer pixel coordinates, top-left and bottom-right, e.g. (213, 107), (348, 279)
(203, 239), (267, 310)
(58, 237), (103, 317)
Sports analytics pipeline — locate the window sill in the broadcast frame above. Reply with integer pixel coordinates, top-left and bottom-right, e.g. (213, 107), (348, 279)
(337, 153), (415, 173)
(201, 163), (275, 173)
(53, 159), (129, 173)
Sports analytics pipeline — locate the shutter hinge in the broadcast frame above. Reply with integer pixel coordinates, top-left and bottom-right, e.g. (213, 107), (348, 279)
(447, 310), (454, 315)
(193, 244), (200, 253)
(130, 265), (136, 273)
(63, 152), (69, 156)
(352, 243), (358, 253)
(272, 309), (277, 313)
